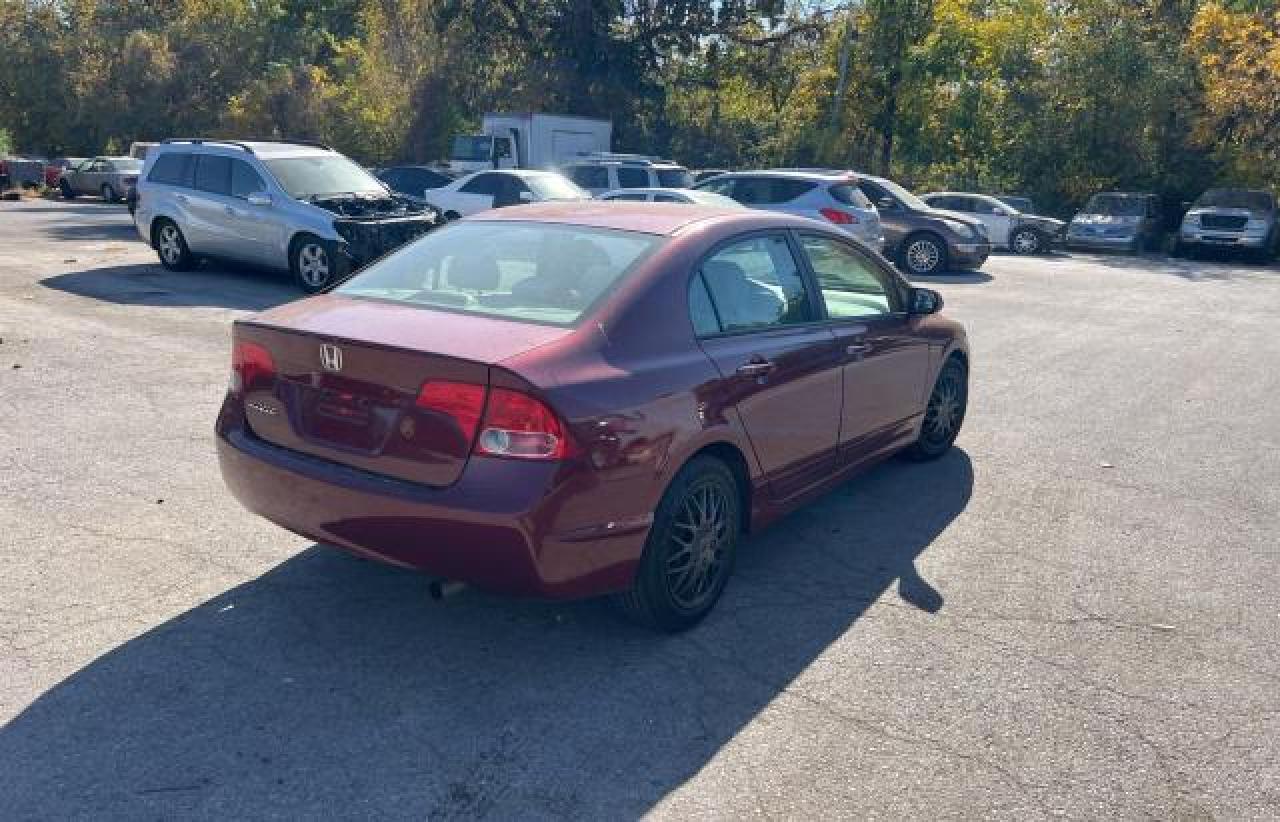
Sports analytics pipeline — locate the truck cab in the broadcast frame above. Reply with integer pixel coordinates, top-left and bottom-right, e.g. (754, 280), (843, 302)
(448, 113), (611, 174)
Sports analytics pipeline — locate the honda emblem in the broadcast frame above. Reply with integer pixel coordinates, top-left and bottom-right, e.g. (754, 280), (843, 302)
(319, 343), (343, 372)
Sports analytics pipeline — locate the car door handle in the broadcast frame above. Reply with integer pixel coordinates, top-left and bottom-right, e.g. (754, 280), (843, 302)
(846, 342), (873, 356)
(736, 360), (776, 378)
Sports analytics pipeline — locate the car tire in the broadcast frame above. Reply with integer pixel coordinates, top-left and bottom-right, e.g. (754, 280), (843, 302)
(290, 234), (340, 293)
(60, 180), (75, 199)
(617, 456), (742, 632)
(904, 356), (967, 462)
(101, 183), (117, 203)
(153, 219), (194, 271)
(1010, 227), (1042, 255)
(901, 233), (949, 276)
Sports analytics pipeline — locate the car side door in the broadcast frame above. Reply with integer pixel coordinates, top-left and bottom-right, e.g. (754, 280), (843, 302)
(223, 158), (283, 267)
(692, 232), (844, 502)
(77, 159), (105, 194)
(795, 232), (932, 460)
(455, 173), (500, 214)
(185, 154), (237, 256)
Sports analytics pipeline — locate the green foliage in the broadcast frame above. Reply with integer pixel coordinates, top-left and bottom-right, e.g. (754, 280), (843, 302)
(0, 0), (1271, 211)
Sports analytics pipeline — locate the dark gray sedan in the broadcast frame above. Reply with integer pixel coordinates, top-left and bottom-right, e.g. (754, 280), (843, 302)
(59, 156), (143, 202)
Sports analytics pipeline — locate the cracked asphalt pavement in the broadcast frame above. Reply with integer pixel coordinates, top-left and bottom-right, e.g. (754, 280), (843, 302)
(1, 199), (1278, 819)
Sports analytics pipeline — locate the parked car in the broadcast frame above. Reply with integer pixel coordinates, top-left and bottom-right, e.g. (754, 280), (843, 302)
(426, 169), (589, 219)
(216, 202), (968, 631)
(693, 169), (885, 252)
(133, 138), (442, 291)
(375, 165), (454, 204)
(561, 154), (694, 196)
(597, 187), (743, 207)
(855, 175), (991, 275)
(920, 192), (1064, 254)
(59, 156), (144, 202)
(44, 157), (84, 188)
(1065, 192), (1163, 253)
(1175, 188), (1279, 261)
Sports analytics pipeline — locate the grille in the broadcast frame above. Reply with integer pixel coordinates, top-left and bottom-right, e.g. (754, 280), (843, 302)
(1201, 215), (1248, 231)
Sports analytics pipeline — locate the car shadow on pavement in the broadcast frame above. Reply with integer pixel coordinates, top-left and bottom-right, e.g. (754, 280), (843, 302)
(0, 450), (972, 818)
(1060, 250), (1275, 281)
(40, 263), (299, 311)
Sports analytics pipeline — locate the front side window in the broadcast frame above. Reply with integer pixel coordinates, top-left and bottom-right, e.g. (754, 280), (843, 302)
(800, 234), (896, 319)
(335, 221), (662, 327)
(460, 173), (502, 196)
(698, 235), (812, 332)
(688, 273), (721, 336)
(230, 160), (266, 198)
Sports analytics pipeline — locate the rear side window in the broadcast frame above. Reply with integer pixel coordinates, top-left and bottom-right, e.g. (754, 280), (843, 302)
(656, 168), (693, 188)
(731, 177), (816, 205)
(799, 234), (896, 319)
(148, 153), (194, 187)
(194, 155), (232, 195)
(698, 235), (812, 332)
(688, 273), (721, 336)
(829, 184), (872, 208)
(616, 167), (649, 188)
(567, 166), (609, 189)
(230, 160), (266, 198)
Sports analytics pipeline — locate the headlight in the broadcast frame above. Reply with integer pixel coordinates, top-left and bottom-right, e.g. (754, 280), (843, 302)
(944, 220), (975, 239)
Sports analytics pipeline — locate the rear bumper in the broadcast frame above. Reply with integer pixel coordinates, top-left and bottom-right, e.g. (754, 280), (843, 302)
(1066, 234), (1135, 250)
(216, 410), (648, 599)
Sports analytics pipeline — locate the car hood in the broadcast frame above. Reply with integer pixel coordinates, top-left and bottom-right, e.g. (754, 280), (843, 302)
(1021, 215), (1065, 231)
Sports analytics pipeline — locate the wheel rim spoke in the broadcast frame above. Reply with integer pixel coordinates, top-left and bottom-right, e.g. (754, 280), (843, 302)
(665, 479), (732, 609)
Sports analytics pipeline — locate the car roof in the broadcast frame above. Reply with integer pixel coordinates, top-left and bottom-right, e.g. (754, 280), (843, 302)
(715, 168), (857, 181)
(467, 201), (797, 236)
(155, 140), (335, 159)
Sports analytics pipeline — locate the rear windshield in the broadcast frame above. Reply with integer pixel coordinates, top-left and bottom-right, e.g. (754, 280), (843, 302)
(829, 184), (873, 208)
(1193, 189), (1274, 211)
(335, 221), (662, 327)
(1082, 194), (1147, 216)
(523, 173), (589, 200)
(656, 168), (694, 188)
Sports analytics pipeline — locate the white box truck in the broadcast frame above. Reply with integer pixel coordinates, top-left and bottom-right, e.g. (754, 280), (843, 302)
(448, 113), (611, 174)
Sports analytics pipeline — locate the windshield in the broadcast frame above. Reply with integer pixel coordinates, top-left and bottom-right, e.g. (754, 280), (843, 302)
(656, 168), (694, 188)
(111, 159), (143, 172)
(335, 221), (661, 327)
(873, 177), (929, 211)
(1082, 195), (1147, 216)
(1193, 189), (1273, 211)
(262, 155), (385, 200)
(524, 173), (589, 200)
(451, 136), (493, 163)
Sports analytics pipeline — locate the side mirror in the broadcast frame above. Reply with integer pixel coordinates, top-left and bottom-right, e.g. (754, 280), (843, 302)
(246, 191), (272, 207)
(517, 190), (534, 203)
(909, 287), (944, 315)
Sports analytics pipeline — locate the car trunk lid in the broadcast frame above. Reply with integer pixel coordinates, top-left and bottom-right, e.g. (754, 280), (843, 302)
(233, 295), (568, 487)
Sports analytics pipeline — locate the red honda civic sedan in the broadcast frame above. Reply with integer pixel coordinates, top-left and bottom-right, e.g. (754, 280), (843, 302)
(217, 202), (968, 630)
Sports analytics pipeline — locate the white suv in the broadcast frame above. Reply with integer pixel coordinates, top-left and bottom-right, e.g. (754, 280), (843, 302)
(561, 154), (694, 196)
(133, 139), (441, 292)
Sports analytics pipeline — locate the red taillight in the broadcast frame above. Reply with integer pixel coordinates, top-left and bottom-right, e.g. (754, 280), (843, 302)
(476, 387), (573, 460)
(416, 381), (487, 443)
(820, 207), (858, 225)
(231, 340), (275, 394)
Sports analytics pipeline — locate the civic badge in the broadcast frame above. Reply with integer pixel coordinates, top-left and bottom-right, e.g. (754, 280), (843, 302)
(319, 343), (343, 372)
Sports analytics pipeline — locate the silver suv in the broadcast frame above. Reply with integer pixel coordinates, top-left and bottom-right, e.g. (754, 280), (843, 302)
(133, 139), (442, 292)
(692, 169), (885, 251)
(561, 154), (694, 196)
